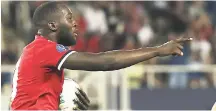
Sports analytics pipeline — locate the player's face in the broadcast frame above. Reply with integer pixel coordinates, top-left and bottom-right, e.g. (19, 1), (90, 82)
(57, 7), (78, 46)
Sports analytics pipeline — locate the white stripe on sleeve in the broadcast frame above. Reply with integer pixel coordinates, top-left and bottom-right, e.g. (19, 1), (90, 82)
(57, 51), (76, 70)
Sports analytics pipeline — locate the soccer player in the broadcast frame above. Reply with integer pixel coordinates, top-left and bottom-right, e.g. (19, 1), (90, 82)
(10, 1), (192, 110)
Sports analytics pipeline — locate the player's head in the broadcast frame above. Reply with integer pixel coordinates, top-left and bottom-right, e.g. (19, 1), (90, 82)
(33, 1), (77, 46)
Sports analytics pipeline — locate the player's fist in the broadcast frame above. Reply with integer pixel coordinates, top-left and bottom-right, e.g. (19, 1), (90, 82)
(157, 37), (192, 57)
(73, 88), (90, 110)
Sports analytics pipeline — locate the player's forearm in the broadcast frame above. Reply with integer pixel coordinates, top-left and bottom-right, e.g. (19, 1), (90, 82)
(63, 47), (159, 71)
(99, 47), (159, 70)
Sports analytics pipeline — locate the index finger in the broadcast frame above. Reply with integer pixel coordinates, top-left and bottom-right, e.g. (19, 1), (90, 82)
(175, 37), (193, 43)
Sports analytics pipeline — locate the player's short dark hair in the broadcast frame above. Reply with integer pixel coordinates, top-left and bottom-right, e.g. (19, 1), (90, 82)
(33, 1), (66, 28)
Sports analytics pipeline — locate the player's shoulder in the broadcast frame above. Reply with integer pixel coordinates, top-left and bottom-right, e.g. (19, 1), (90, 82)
(24, 36), (71, 55)
(25, 37), (56, 51)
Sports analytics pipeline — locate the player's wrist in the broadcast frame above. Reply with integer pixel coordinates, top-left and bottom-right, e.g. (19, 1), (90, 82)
(156, 46), (163, 56)
(141, 47), (160, 57)
(155, 44), (169, 57)
(150, 47), (161, 57)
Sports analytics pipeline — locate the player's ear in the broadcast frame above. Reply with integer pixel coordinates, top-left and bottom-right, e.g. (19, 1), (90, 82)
(48, 22), (58, 32)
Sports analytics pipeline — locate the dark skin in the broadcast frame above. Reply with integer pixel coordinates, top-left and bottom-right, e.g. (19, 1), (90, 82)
(38, 5), (192, 72)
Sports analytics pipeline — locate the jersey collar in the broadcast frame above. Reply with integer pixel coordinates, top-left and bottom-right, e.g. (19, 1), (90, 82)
(35, 35), (55, 43)
(35, 35), (46, 40)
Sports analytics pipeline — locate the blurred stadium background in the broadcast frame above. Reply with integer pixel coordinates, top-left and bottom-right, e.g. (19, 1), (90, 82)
(1, 1), (216, 110)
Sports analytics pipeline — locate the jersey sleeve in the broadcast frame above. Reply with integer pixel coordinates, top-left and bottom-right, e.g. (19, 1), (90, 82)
(39, 43), (75, 70)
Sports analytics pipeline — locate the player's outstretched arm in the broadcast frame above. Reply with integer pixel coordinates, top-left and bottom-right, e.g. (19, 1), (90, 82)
(62, 37), (192, 71)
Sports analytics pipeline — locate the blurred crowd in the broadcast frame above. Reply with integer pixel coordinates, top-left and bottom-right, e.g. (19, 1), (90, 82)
(1, 1), (216, 91)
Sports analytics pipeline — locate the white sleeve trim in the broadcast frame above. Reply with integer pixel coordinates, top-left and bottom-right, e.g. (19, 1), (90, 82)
(57, 51), (76, 70)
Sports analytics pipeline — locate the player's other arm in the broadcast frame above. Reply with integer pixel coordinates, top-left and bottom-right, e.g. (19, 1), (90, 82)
(62, 37), (192, 71)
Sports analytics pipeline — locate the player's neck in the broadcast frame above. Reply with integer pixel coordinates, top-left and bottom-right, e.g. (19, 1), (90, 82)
(37, 29), (58, 42)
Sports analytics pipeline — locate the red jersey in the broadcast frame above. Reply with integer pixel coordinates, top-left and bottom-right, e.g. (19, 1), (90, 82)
(11, 35), (75, 110)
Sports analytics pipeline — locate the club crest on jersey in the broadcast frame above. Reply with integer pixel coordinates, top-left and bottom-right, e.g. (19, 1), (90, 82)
(56, 44), (67, 52)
